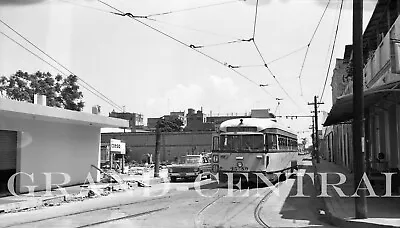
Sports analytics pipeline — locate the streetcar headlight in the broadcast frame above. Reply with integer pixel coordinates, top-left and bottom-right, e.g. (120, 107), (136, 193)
(212, 155), (219, 163)
(237, 162), (243, 168)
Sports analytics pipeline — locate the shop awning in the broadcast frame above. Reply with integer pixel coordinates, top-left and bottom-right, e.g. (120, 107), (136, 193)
(323, 81), (400, 126)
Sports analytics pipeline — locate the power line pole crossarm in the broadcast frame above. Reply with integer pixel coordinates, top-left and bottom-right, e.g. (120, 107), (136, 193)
(308, 95), (323, 163)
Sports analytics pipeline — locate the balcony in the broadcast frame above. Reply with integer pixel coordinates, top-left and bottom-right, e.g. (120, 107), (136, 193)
(343, 16), (400, 95)
(364, 15), (400, 88)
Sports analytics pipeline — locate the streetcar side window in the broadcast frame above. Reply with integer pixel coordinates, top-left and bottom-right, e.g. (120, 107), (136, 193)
(267, 134), (277, 149)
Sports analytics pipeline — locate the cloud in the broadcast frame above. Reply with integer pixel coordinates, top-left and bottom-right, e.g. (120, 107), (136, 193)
(146, 98), (156, 106)
(0, 0), (47, 5)
(145, 83), (204, 114)
(209, 75), (238, 96)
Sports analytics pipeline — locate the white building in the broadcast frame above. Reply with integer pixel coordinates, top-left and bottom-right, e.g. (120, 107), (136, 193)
(0, 97), (128, 196)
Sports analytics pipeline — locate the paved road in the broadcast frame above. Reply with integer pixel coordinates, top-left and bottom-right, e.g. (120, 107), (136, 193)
(3, 160), (336, 228)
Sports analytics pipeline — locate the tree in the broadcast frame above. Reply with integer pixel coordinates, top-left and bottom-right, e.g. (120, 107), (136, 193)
(156, 118), (184, 132)
(0, 70), (84, 111)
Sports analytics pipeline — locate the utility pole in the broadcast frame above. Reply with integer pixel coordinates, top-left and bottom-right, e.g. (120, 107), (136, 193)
(154, 119), (161, 178)
(353, 0), (367, 218)
(308, 96), (323, 163)
(310, 119), (315, 159)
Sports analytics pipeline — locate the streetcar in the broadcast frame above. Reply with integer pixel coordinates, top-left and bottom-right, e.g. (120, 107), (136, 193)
(211, 118), (299, 183)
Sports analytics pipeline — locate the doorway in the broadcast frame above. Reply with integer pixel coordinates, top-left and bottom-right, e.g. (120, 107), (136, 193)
(0, 130), (17, 197)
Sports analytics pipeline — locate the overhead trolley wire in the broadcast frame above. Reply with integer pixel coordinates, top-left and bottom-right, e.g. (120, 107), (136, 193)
(298, 0), (331, 96)
(252, 0), (259, 39)
(59, 0), (113, 14)
(267, 45), (309, 65)
(319, 0), (343, 104)
(0, 29), (122, 111)
(229, 44), (309, 68)
(250, 0), (307, 113)
(97, 0), (274, 99)
(148, 18), (241, 40)
(145, 0), (241, 17)
(252, 40), (306, 113)
(0, 19), (124, 111)
(190, 37), (253, 49)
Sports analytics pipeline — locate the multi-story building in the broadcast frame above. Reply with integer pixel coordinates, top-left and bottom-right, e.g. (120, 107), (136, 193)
(185, 108), (215, 131)
(147, 111), (186, 131)
(324, 0), (400, 175)
(109, 111), (144, 132)
(164, 111), (186, 126)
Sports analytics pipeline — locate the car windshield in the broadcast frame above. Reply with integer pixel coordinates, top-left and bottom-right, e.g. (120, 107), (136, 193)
(184, 157), (201, 164)
(220, 134), (264, 151)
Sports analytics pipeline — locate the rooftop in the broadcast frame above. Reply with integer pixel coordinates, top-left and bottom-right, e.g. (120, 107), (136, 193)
(0, 97), (129, 128)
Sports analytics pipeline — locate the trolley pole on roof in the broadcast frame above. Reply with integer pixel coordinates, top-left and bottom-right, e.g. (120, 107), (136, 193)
(308, 96), (323, 163)
(352, 0), (367, 218)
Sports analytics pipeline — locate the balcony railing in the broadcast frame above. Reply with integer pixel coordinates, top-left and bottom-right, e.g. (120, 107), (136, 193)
(342, 15), (400, 96)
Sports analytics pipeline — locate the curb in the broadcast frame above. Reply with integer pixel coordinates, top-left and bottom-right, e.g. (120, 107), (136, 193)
(0, 199), (42, 214)
(0, 178), (167, 215)
(312, 160), (398, 228)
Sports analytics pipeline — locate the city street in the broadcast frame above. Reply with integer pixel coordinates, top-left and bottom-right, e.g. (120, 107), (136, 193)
(2, 159), (335, 228)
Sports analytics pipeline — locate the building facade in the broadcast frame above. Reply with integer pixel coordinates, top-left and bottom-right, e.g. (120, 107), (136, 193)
(101, 131), (213, 163)
(323, 0), (400, 175)
(0, 97), (128, 196)
(109, 111), (144, 132)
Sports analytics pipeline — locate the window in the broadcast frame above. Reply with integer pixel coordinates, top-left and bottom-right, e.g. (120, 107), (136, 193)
(242, 135), (264, 150)
(267, 134), (277, 149)
(220, 134), (264, 151)
(185, 157), (201, 164)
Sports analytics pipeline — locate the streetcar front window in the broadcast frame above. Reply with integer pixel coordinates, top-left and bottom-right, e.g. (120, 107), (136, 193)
(220, 134), (263, 151)
(242, 135), (263, 150)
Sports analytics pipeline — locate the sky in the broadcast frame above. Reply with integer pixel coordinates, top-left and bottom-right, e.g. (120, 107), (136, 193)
(0, 0), (378, 142)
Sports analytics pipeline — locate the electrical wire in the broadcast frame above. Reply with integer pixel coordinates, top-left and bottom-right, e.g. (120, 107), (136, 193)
(267, 44), (309, 65)
(319, 0), (343, 104)
(252, 40), (307, 113)
(190, 38), (253, 49)
(148, 18), (241, 40)
(58, 0), (113, 14)
(0, 30), (123, 111)
(249, 0), (308, 113)
(252, 0), (259, 39)
(145, 0), (241, 17)
(298, 0), (331, 96)
(0, 19), (124, 111)
(97, 0), (274, 99)
(230, 45), (309, 68)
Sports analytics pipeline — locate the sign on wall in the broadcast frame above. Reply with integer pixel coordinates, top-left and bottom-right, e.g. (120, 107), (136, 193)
(110, 139), (125, 154)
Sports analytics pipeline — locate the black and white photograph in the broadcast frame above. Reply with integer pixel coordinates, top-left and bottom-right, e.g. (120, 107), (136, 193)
(0, 0), (400, 227)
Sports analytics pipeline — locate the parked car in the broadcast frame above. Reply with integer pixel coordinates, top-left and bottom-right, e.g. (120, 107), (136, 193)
(168, 155), (212, 182)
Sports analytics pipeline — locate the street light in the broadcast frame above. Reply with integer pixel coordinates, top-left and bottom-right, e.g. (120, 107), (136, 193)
(259, 84), (268, 87)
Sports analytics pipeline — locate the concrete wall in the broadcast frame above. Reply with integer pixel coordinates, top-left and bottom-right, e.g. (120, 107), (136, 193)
(102, 132), (213, 163)
(0, 115), (100, 193)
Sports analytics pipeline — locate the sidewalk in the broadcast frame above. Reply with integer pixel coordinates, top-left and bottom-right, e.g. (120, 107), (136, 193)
(0, 169), (168, 214)
(315, 158), (400, 228)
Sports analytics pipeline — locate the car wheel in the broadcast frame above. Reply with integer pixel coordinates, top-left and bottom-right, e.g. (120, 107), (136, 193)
(170, 177), (177, 182)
